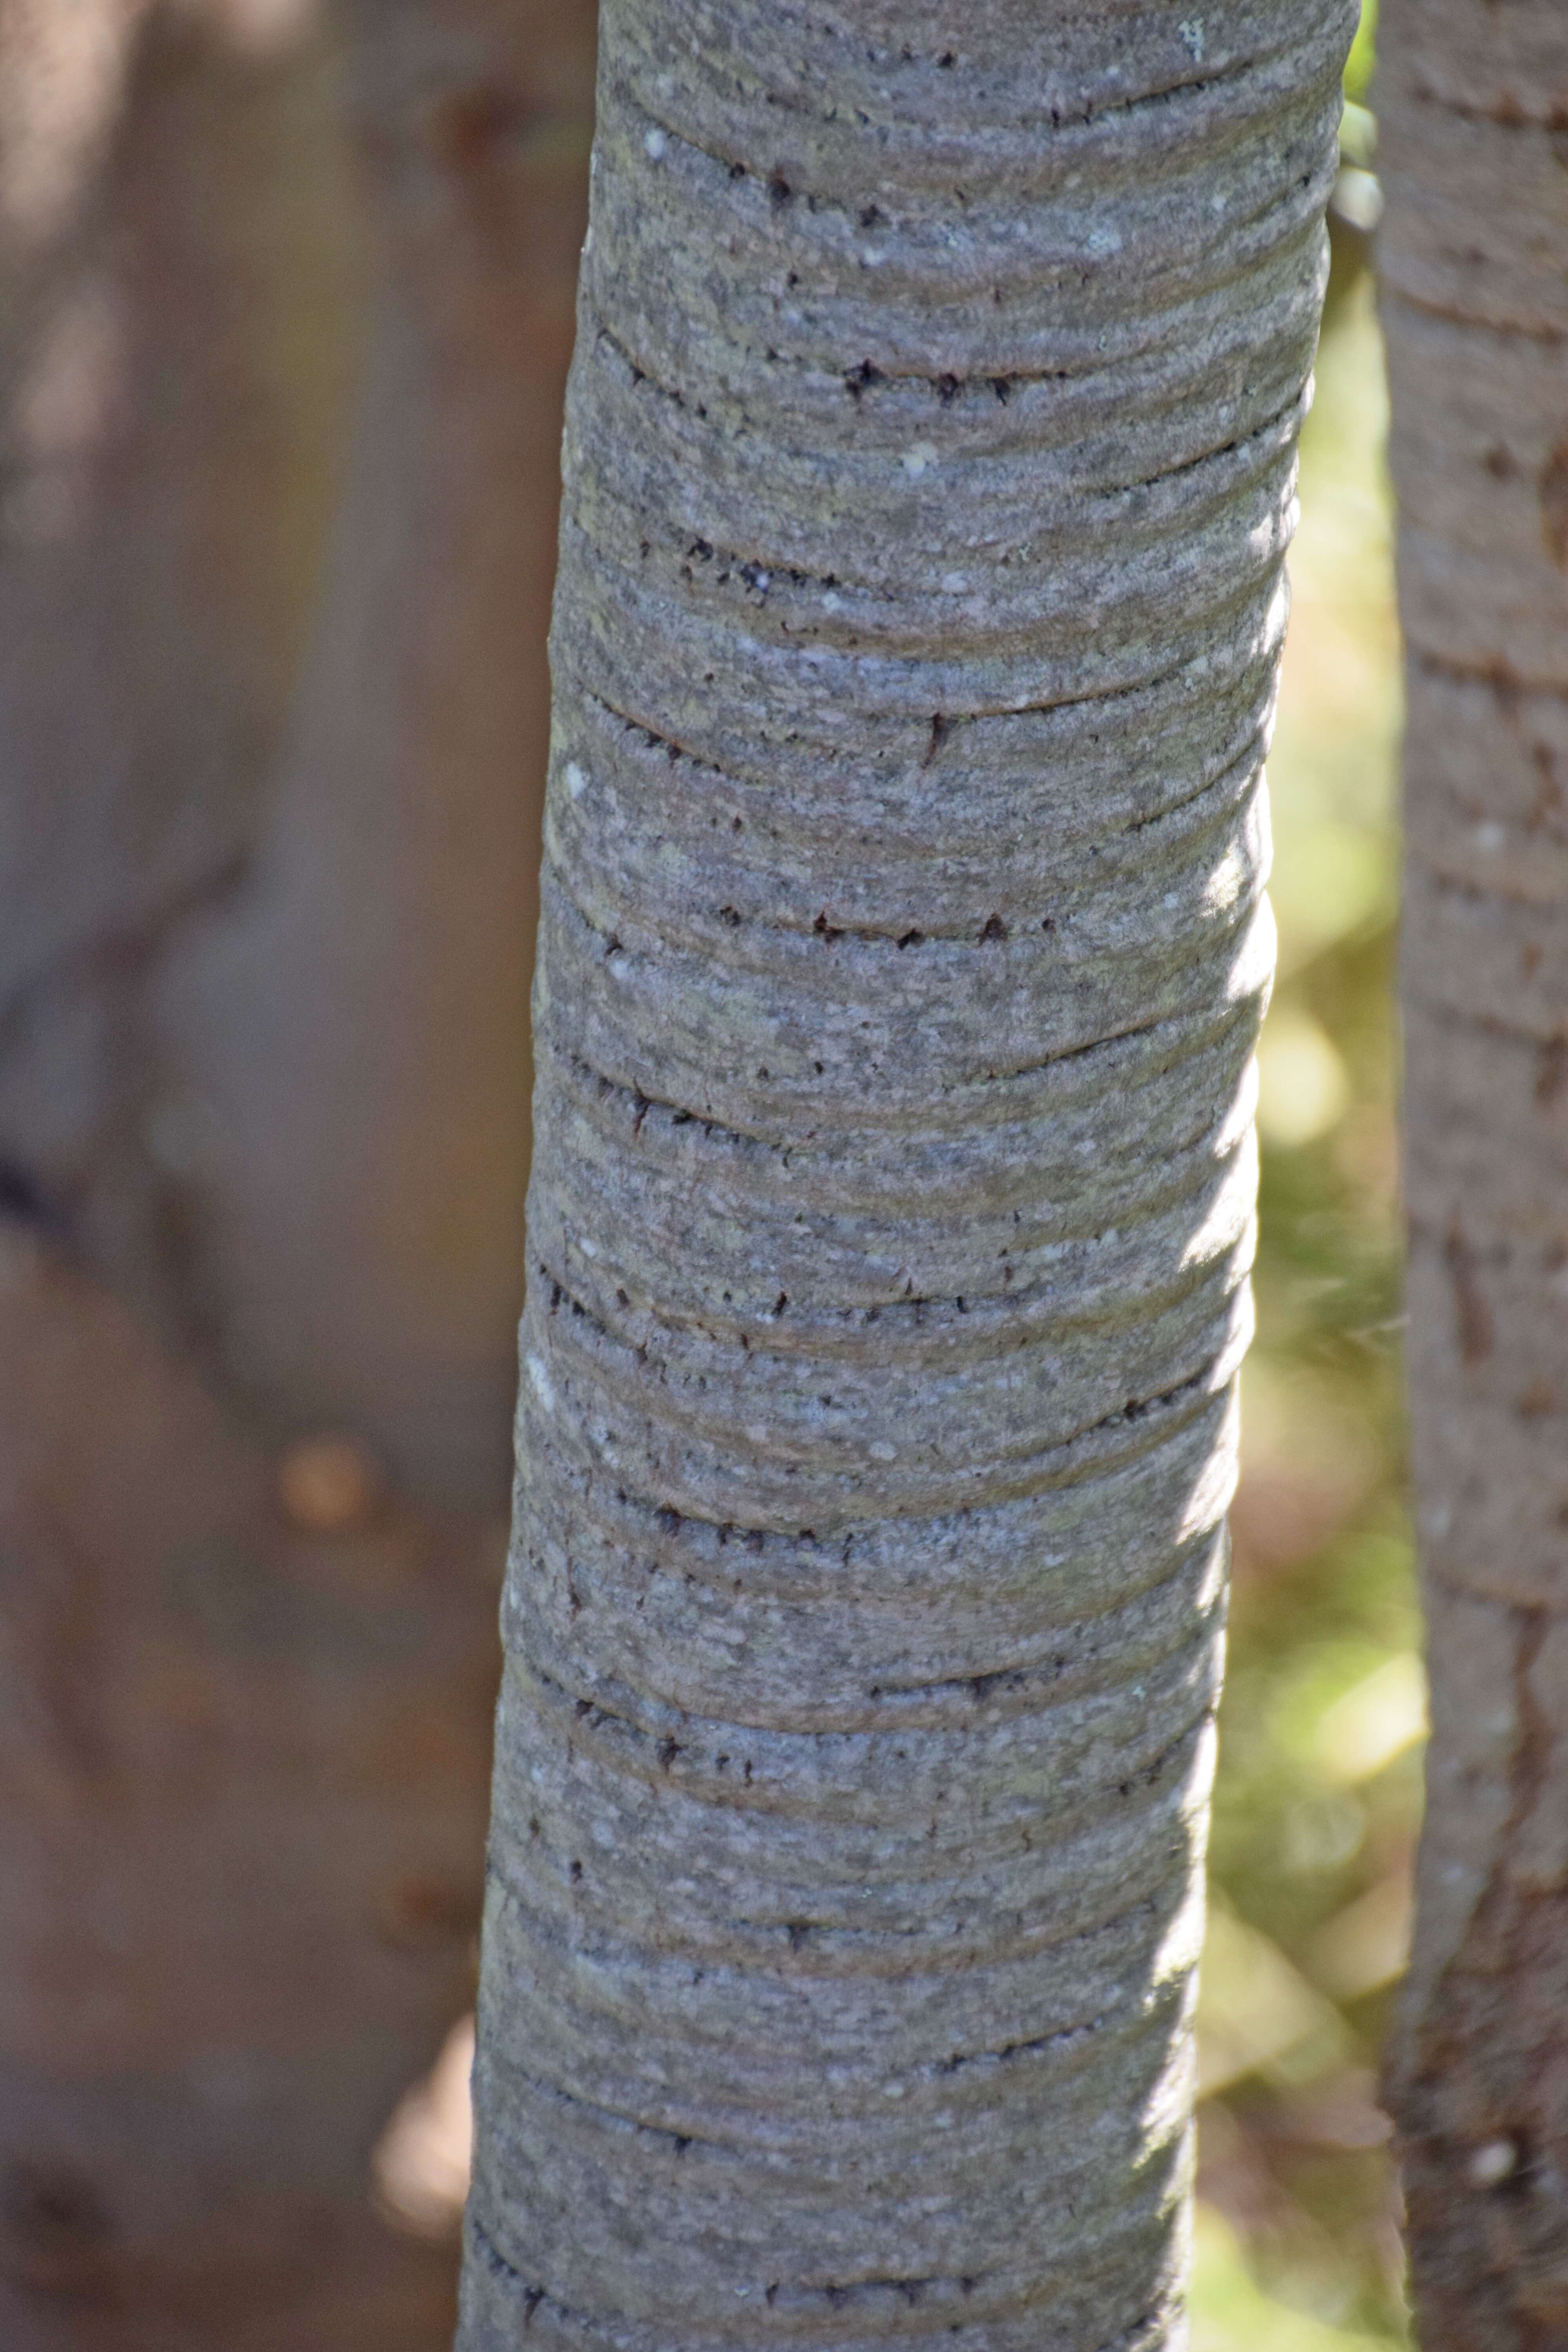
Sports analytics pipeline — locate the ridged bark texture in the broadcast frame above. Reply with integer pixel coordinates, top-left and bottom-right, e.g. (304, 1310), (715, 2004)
(461, 6), (1351, 2346)
(1379, 4), (1568, 2344)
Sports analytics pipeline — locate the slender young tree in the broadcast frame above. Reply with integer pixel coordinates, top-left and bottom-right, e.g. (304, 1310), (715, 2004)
(460, 4), (1354, 2341)
(1379, 3), (1568, 2340)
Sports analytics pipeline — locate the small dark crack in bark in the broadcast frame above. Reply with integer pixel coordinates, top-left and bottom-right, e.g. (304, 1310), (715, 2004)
(1443, 1221), (1495, 1365)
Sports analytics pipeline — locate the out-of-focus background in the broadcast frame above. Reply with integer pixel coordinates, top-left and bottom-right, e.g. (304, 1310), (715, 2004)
(0, 0), (1419, 2343)
(1194, 8), (1417, 2345)
(0, 2), (593, 2339)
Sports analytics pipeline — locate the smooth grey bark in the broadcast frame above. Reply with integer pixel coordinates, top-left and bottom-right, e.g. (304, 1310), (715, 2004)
(460, 5), (1352, 2345)
(1379, 3), (1568, 2342)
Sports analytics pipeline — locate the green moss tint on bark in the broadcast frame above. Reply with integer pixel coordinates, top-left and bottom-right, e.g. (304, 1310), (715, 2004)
(461, 7), (1352, 2345)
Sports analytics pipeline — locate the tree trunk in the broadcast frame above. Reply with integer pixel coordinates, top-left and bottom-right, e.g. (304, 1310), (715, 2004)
(1379, 5), (1568, 2343)
(0, 2), (590, 2343)
(459, 5), (1353, 2343)
(155, 0), (595, 1506)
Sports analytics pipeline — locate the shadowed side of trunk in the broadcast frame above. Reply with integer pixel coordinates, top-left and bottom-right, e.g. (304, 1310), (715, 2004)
(0, 1), (591, 2343)
(1379, 4), (1568, 2343)
(460, 4), (1353, 2345)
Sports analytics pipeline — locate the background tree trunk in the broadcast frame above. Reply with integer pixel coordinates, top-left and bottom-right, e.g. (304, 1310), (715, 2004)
(1379, 4), (1568, 2341)
(156, 0), (595, 1505)
(0, 0), (591, 2342)
(460, 4), (1352, 2343)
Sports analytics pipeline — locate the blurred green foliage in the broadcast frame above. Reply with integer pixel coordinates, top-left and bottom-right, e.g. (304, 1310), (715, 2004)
(1190, 18), (1417, 2336)
(1344, 0), (1379, 106)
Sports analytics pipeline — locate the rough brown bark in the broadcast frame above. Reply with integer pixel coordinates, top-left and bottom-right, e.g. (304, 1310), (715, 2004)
(459, 4), (1352, 2344)
(0, 1), (591, 2343)
(1379, 4), (1568, 2345)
